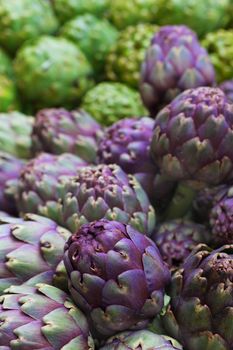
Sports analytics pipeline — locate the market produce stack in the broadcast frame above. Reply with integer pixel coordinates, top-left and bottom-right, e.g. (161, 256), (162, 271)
(0, 1), (233, 349)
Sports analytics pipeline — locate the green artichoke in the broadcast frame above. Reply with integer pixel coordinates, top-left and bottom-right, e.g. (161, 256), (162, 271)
(53, 0), (109, 23)
(106, 24), (158, 88)
(0, 283), (95, 349)
(0, 214), (72, 294)
(31, 108), (103, 163)
(0, 48), (13, 78)
(157, 0), (231, 38)
(107, 0), (163, 30)
(202, 29), (233, 82)
(0, 111), (33, 158)
(14, 36), (94, 109)
(0, 75), (19, 112)
(0, 0), (58, 54)
(60, 14), (118, 79)
(82, 82), (146, 126)
(100, 330), (181, 349)
(163, 244), (233, 350)
(17, 163), (156, 235)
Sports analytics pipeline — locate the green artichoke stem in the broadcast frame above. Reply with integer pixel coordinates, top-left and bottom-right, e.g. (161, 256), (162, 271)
(163, 181), (198, 220)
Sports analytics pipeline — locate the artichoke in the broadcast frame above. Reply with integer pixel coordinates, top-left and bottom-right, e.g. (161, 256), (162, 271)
(14, 36), (94, 109)
(100, 330), (181, 349)
(0, 75), (19, 112)
(202, 29), (233, 82)
(17, 163), (156, 235)
(0, 0), (58, 54)
(151, 87), (233, 185)
(152, 219), (210, 270)
(60, 14), (119, 79)
(15, 152), (88, 215)
(157, 0), (230, 38)
(163, 244), (233, 350)
(0, 111), (33, 159)
(64, 219), (171, 337)
(219, 79), (233, 103)
(0, 283), (95, 349)
(0, 152), (24, 215)
(53, 0), (109, 23)
(82, 82), (146, 126)
(0, 214), (72, 294)
(31, 108), (103, 163)
(140, 25), (215, 115)
(106, 24), (158, 88)
(107, 0), (162, 30)
(0, 48), (13, 78)
(98, 116), (175, 207)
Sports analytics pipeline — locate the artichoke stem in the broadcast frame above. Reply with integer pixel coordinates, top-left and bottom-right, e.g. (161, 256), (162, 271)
(163, 182), (197, 220)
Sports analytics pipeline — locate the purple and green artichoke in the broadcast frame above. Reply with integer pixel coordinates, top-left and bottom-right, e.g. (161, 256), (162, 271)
(163, 244), (233, 350)
(32, 108), (103, 163)
(0, 152), (24, 215)
(17, 162), (156, 235)
(0, 283), (95, 349)
(0, 214), (72, 295)
(152, 219), (210, 270)
(219, 80), (233, 103)
(151, 87), (233, 186)
(98, 117), (175, 208)
(64, 219), (171, 337)
(15, 152), (88, 217)
(100, 330), (181, 349)
(140, 25), (215, 115)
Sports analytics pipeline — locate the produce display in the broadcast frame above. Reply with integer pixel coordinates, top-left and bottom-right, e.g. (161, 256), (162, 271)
(0, 2), (233, 350)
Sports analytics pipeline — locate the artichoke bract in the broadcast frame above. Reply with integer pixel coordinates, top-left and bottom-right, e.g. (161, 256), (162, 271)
(0, 283), (95, 349)
(0, 214), (72, 294)
(152, 219), (210, 270)
(64, 219), (171, 337)
(31, 108), (103, 163)
(0, 152), (24, 215)
(157, 0), (230, 38)
(220, 80), (233, 103)
(60, 14), (119, 79)
(202, 30), (233, 83)
(0, 75), (19, 112)
(53, 0), (109, 23)
(106, 24), (159, 89)
(107, 0), (162, 30)
(17, 163), (156, 235)
(100, 330), (181, 349)
(0, 111), (33, 159)
(140, 25), (215, 115)
(0, 49), (13, 78)
(163, 244), (233, 350)
(82, 82), (146, 126)
(14, 36), (94, 109)
(15, 152), (88, 216)
(98, 117), (175, 207)
(151, 87), (233, 185)
(0, 0), (58, 54)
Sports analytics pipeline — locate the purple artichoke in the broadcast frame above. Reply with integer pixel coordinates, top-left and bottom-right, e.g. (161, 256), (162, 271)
(15, 152), (88, 215)
(98, 116), (176, 207)
(151, 87), (233, 185)
(64, 219), (171, 337)
(163, 244), (233, 350)
(140, 25), (215, 115)
(219, 79), (233, 103)
(0, 214), (72, 295)
(152, 219), (210, 270)
(0, 152), (24, 215)
(17, 162), (156, 235)
(0, 283), (94, 349)
(32, 108), (103, 163)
